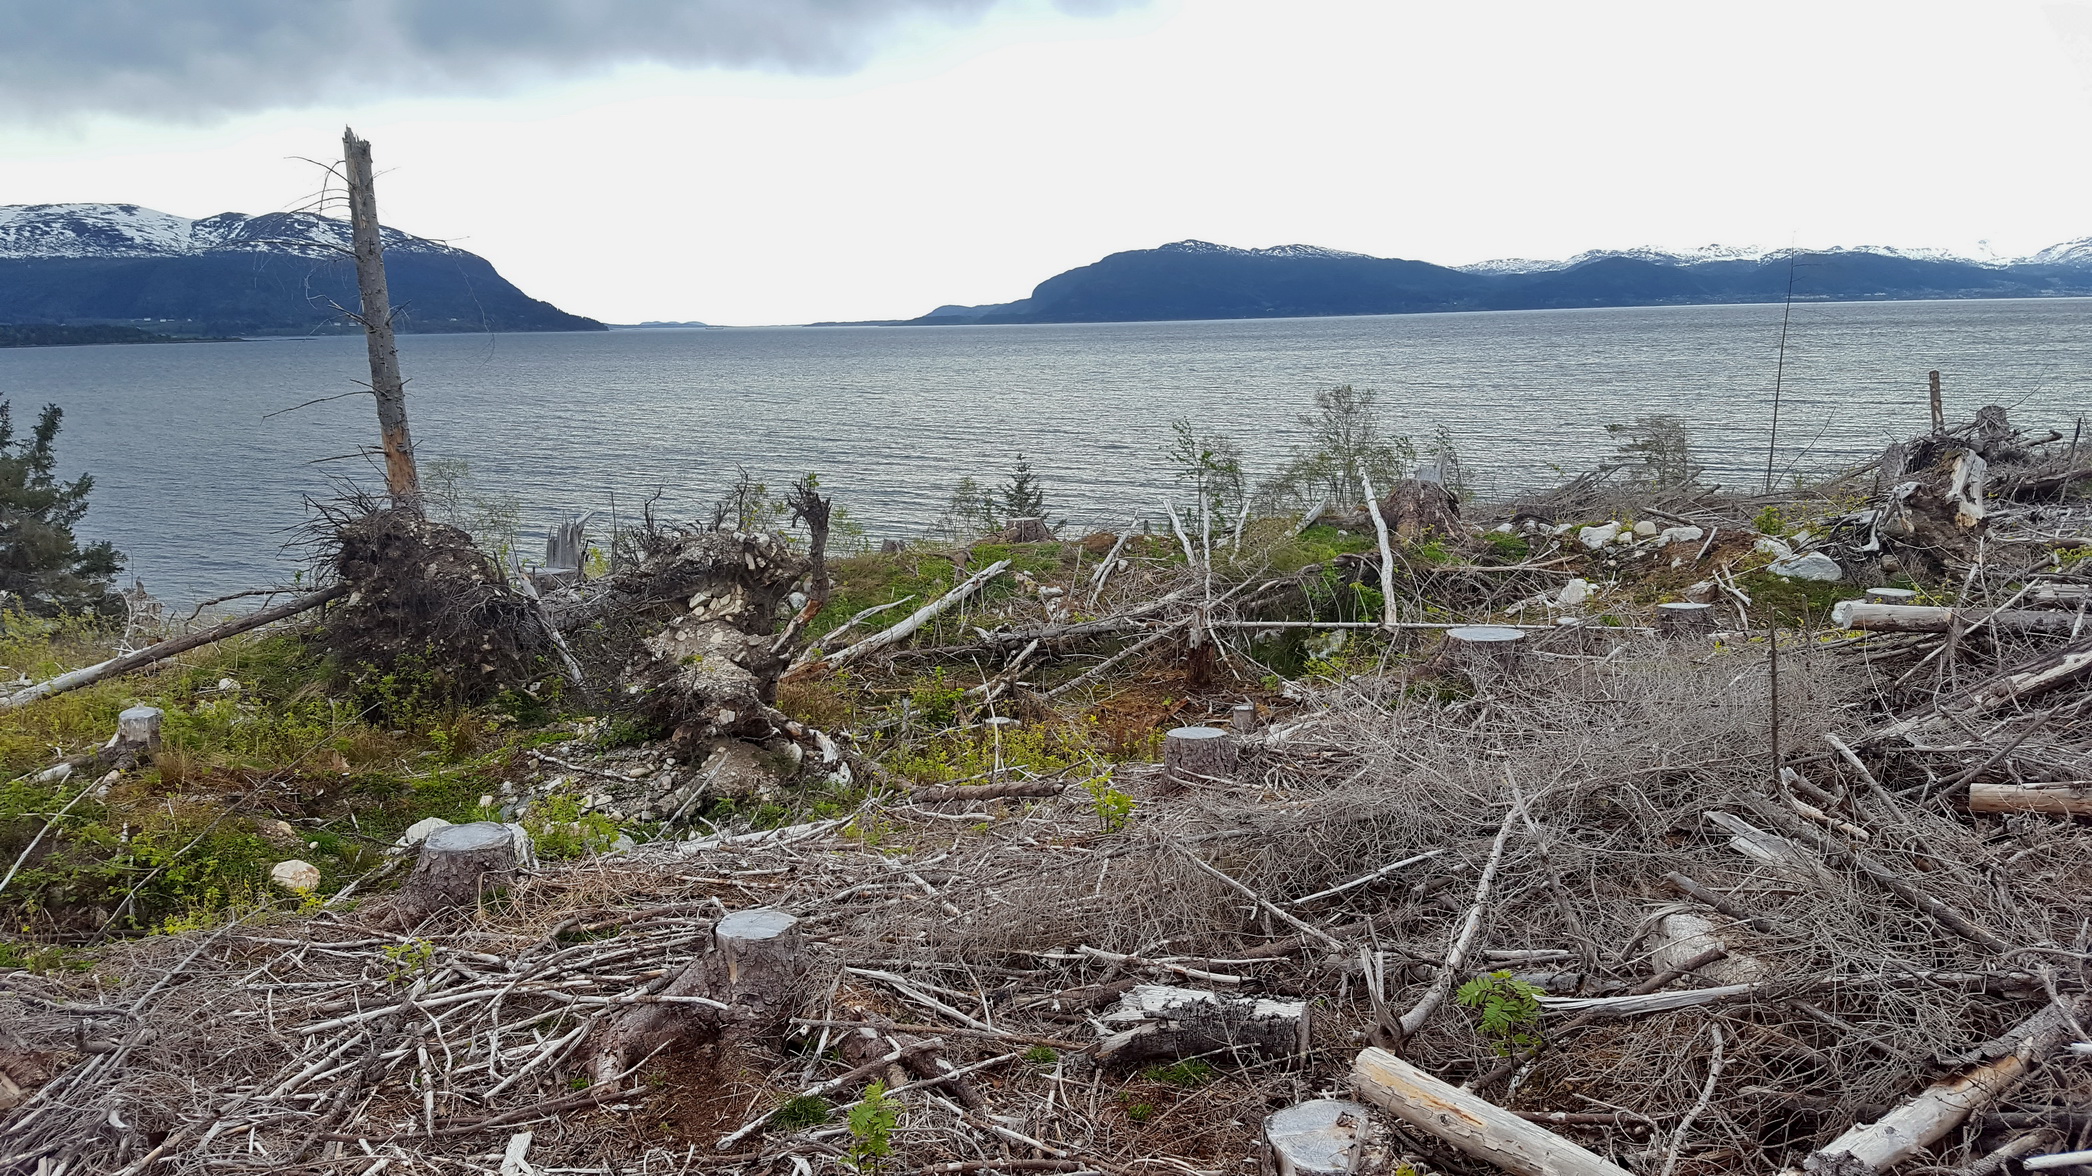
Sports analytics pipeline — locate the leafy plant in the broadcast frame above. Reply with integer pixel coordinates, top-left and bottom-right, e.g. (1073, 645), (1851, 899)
(774, 1094), (832, 1129)
(1163, 419), (1246, 520)
(1022, 1045), (1059, 1065)
(1606, 414), (1704, 490)
(1123, 1100), (1154, 1123)
(1258, 385), (1415, 513)
(846, 1080), (902, 1173)
(1082, 776), (1135, 833)
(382, 937), (435, 983)
(1455, 969), (1545, 1055)
(1142, 1058), (1216, 1087)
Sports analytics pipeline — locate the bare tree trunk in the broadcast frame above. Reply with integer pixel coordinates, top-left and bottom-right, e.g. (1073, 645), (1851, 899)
(342, 127), (419, 506)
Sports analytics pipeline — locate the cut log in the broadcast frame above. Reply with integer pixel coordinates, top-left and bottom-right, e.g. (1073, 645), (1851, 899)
(1262, 1099), (1387, 1176)
(1350, 1047), (1634, 1176)
(1163, 726), (1236, 787)
(1654, 602), (1715, 635)
(385, 821), (528, 928)
(1803, 998), (2092, 1174)
(1829, 602), (2086, 636)
(1095, 984), (1307, 1065)
(1443, 625), (1527, 678)
(1968, 782), (2092, 817)
(589, 907), (806, 1083)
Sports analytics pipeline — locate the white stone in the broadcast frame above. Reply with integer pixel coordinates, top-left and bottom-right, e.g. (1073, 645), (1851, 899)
(1578, 522), (1621, 549)
(1632, 520), (1659, 537)
(1492, 522), (1514, 533)
(1657, 525), (1704, 546)
(270, 859), (321, 891)
(1770, 552), (1843, 582)
(398, 817), (451, 848)
(1557, 577), (1591, 606)
(1754, 536), (1793, 559)
(216, 677), (241, 695)
(258, 818), (297, 843)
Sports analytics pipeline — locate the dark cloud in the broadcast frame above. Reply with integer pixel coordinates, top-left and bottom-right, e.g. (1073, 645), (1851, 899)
(0, 0), (1144, 119)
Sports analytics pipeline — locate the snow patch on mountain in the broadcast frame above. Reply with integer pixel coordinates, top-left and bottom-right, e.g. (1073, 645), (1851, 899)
(0, 203), (463, 260)
(1153, 240), (1372, 261)
(1457, 241), (2021, 275)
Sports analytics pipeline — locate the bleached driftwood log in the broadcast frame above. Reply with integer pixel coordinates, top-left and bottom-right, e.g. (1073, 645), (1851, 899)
(1444, 626), (1526, 677)
(1829, 602), (2087, 636)
(1163, 726), (1236, 786)
(590, 907), (805, 1083)
(386, 822), (529, 928)
(1095, 985), (1307, 1065)
(1262, 1099), (1386, 1176)
(1350, 1047), (1633, 1176)
(1803, 998), (2092, 1174)
(1968, 782), (2092, 817)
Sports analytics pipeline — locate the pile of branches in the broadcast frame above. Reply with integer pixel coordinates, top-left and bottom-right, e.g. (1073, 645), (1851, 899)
(7, 626), (2088, 1175)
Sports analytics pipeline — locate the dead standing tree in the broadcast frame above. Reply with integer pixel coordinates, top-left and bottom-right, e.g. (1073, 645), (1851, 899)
(342, 127), (420, 506)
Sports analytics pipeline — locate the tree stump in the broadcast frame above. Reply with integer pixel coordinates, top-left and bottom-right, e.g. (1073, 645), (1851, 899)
(112, 706), (162, 766)
(1097, 984), (1308, 1065)
(1262, 1099), (1387, 1176)
(879, 539), (906, 554)
(1230, 702), (1260, 734)
(1864, 587), (1918, 605)
(1443, 626), (1526, 677)
(1654, 602), (1715, 636)
(387, 821), (526, 928)
(1001, 517), (1054, 543)
(1163, 726), (1236, 788)
(589, 907), (806, 1083)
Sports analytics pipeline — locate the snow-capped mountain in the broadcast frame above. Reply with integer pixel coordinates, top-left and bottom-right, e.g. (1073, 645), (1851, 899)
(1458, 240), (2077, 276)
(0, 202), (595, 336)
(0, 202), (465, 261)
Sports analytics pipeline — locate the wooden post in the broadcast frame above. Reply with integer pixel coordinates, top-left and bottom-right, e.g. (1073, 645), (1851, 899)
(1163, 726), (1236, 787)
(342, 127), (420, 506)
(1655, 602), (1715, 636)
(1929, 369), (1945, 435)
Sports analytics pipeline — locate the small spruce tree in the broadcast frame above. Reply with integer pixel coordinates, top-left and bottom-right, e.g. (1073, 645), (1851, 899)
(0, 400), (123, 617)
(999, 453), (1046, 521)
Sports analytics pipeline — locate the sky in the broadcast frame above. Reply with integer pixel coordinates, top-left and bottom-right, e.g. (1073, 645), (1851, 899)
(7, 0), (2092, 325)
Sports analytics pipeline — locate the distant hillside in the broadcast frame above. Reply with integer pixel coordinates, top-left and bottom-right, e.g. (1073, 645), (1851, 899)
(0, 203), (603, 337)
(0, 323), (193, 347)
(909, 239), (2092, 325)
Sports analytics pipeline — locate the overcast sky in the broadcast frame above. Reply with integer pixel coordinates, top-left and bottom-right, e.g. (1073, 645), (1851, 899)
(7, 0), (2092, 325)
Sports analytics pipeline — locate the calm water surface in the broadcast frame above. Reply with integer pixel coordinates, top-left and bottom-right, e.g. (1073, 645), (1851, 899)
(4, 298), (2090, 602)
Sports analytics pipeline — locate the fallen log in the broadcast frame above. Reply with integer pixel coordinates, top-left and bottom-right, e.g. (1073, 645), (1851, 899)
(1873, 638), (2092, 742)
(1094, 984), (1307, 1065)
(1967, 782), (2092, 817)
(1350, 1047), (1634, 1176)
(1829, 602), (2087, 636)
(1803, 997), (2092, 1174)
(804, 559), (1012, 674)
(0, 583), (348, 714)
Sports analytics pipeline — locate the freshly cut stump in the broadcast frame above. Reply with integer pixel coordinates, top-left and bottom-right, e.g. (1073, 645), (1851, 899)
(115, 706), (163, 757)
(1444, 625), (1527, 677)
(590, 907), (806, 1084)
(1163, 726), (1236, 788)
(1655, 602), (1715, 636)
(1262, 1099), (1386, 1176)
(1864, 586), (1918, 604)
(387, 822), (526, 928)
(1096, 984), (1307, 1065)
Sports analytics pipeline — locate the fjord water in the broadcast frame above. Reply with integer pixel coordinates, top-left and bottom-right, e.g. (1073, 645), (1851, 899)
(5, 297), (2090, 603)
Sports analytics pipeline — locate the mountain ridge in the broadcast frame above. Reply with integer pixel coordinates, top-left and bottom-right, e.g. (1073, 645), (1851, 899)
(900, 237), (2092, 326)
(0, 202), (602, 336)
